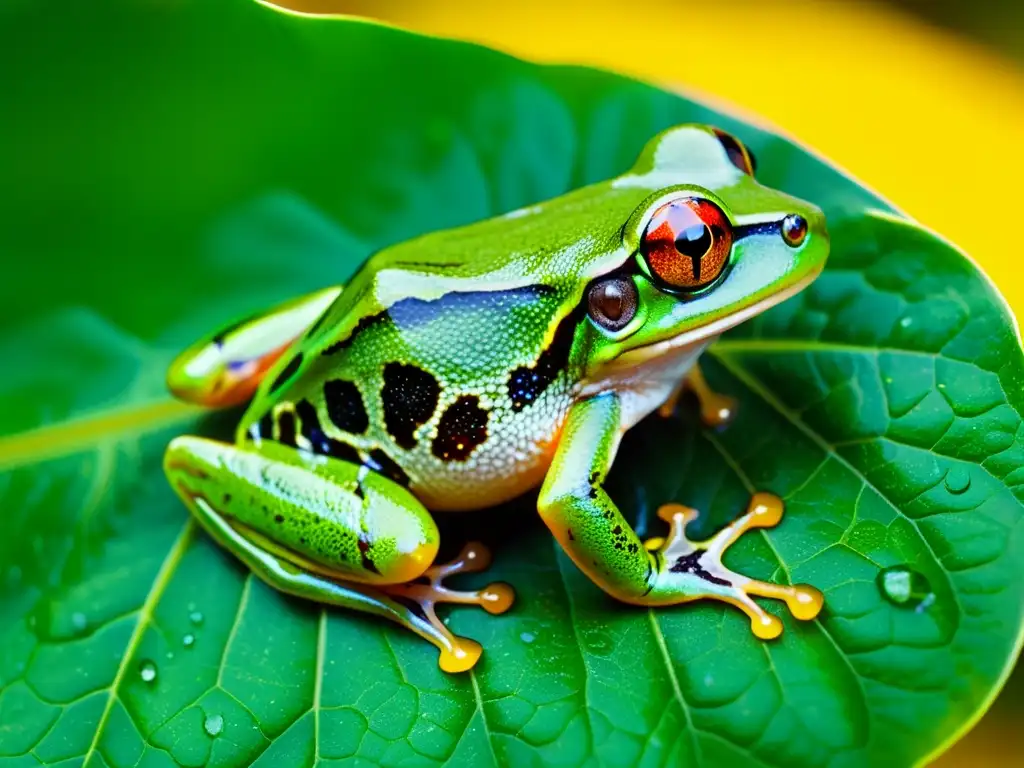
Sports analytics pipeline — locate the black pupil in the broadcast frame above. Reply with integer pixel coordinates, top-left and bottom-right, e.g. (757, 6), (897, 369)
(674, 224), (712, 283)
(675, 224), (711, 257)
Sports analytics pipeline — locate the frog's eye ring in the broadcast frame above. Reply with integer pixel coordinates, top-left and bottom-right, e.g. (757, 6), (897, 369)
(640, 198), (733, 292)
(587, 276), (638, 332)
(713, 129), (757, 176)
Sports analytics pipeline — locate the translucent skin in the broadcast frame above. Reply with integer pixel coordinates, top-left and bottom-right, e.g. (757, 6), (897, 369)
(164, 124), (830, 671)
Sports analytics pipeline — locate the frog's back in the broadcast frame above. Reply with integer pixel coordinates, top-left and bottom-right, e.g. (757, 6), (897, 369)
(239, 265), (584, 511)
(235, 178), (658, 508)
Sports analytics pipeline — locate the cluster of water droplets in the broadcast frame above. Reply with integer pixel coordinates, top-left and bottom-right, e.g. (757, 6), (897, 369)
(135, 605), (223, 738)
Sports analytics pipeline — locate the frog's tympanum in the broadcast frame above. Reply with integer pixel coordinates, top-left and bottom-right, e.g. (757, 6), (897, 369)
(165, 125), (829, 672)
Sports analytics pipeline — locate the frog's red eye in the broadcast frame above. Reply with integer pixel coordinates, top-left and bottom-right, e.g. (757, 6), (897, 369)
(713, 129), (756, 176)
(640, 198), (732, 291)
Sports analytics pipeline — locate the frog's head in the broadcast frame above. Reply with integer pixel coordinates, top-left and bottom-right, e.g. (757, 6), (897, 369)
(579, 124), (829, 380)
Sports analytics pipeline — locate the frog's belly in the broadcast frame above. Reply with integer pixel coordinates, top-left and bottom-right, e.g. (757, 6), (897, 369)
(401, 386), (573, 512)
(579, 338), (710, 430)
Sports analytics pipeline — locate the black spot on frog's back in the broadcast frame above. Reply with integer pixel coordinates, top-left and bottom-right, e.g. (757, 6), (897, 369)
(508, 306), (582, 411)
(432, 396), (489, 462)
(380, 363), (441, 449)
(323, 379), (369, 435)
(294, 399), (361, 463)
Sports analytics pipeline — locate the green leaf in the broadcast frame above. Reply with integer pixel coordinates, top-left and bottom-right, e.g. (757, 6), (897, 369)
(1, 1), (1021, 766)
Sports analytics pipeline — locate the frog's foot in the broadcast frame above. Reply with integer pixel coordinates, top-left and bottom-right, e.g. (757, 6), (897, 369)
(658, 365), (736, 428)
(380, 543), (515, 673)
(646, 493), (823, 638)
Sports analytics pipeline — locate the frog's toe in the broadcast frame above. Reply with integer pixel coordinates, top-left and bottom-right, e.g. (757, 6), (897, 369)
(410, 541), (516, 613)
(430, 541), (492, 578)
(479, 582), (515, 614)
(697, 391), (737, 429)
(438, 638), (483, 674)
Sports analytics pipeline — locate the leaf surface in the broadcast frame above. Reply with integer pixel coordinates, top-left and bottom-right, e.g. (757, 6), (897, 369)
(0, 2), (1021, 766)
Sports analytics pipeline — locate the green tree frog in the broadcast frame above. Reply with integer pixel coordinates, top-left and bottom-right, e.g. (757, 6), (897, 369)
(165, 124), (829, 672)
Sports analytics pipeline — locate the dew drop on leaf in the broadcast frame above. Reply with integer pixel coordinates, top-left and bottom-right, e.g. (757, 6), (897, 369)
(139, 659), (157, 683)
(944, 467), (971, 495)
(71, 612), (87, 632)
(204, 713), (224, 737)
(189, 611), (204, 625)
(183, 633), (195, 648)
(877, 566), (933, 609)
(520, 632), (535, 644)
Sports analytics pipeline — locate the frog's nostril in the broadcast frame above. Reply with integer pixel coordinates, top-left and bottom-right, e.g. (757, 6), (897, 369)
(781, 214), (808, 247)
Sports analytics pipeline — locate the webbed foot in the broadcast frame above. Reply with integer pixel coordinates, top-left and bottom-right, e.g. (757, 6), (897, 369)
(381, 542), (514, 672)
(645, 493), (822, 638)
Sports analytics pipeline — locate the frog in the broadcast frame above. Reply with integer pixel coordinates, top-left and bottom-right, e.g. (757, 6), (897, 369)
(164, 124), (829, 673)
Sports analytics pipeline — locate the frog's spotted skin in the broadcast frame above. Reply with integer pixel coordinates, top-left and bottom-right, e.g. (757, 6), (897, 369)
(165, 124), (831, 671)
(380, 363), (440, 449)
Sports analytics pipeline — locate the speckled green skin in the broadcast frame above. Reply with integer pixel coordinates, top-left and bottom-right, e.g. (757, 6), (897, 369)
(164, 124), (830, 665)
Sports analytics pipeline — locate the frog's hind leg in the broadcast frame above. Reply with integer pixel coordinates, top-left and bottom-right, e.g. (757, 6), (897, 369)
(658, 363), (736, 427)
(167, 286), (342, 408)
(164, 435), (513, 672)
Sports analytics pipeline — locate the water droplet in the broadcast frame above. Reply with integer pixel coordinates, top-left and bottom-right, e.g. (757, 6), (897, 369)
(165, 651), (174, 660)
(71, 612), (87, 632)
(183, 633), (195, 648)
(204, 713), (224, 737)
(899, 316), (913, 328)
(520, 632), (535, 644)
(189, 611), (204, 626)
(944, 467), (971, 495)
(139, 659), (157, 683)
(877, 566), (933, 609)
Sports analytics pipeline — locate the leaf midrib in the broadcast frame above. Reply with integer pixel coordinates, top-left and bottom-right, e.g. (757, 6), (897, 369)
(0, 398), (201, 471)
(80, 521), (196, 766)
(0, 336), (993, 476)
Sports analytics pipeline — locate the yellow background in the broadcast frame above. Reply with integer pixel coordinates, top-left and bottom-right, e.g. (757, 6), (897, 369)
(276, 2), (1021, 764)
(283, 0), (1024, 320)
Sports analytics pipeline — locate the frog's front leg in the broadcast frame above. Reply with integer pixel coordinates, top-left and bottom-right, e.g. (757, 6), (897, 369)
(658, 363), (737, 427)
(164, 437), (513, 672)
(538, 394), (822, 637)
(167, 285), (342, 409)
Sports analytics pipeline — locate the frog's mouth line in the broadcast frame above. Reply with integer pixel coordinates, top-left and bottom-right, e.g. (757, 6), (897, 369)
(607, 266), (823, 371)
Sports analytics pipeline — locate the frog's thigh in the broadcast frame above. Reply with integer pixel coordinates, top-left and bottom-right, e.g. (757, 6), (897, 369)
(164, 435), (438, 585)
(167, 285), (342, 408)
(538, 394), (823, 638)
(164, 436), (513, 672)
